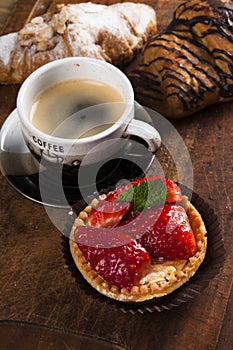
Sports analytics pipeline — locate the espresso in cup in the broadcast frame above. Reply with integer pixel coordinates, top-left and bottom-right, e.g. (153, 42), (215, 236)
(30, 78), (124, 139)
(17, 57), (161, 166)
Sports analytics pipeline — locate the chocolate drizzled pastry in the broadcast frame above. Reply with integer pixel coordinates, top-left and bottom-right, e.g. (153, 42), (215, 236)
(127, 0), (233, 118)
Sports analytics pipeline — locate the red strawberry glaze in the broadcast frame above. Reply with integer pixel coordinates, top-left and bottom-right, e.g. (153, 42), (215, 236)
(117, 204), (197, 261)
(140, 205), (197, 261)
(87, 200), (132, 228)
(74, 226), (151, 290)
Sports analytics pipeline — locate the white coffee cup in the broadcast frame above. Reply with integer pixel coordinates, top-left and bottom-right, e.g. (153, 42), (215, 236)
(17, 57), (161, 167)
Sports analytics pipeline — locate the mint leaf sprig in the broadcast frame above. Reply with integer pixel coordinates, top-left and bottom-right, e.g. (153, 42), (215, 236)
(116, 179), (166, 211)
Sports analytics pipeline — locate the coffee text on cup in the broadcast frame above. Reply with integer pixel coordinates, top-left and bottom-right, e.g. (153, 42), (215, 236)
(32, 136), (64, 153)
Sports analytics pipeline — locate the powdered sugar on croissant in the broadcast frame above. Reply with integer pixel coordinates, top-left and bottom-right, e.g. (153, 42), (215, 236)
(0, 2), (156, 84)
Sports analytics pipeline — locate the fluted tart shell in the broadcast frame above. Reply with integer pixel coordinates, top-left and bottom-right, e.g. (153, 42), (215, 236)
(69, 196), (207, 302)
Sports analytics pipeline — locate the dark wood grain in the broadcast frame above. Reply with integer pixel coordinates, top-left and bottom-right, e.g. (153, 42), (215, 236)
(0, 1), (232, 349)
(0, 320), (126, 350)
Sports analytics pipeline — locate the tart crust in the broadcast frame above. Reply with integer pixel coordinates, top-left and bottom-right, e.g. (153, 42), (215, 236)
(69, 196), (207, 302)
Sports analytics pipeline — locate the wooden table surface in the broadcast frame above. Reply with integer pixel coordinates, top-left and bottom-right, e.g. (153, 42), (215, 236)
(0, 1), (232, 349)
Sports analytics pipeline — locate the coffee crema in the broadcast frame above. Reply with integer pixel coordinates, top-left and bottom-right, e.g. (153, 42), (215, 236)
(29, 79), (124, 139)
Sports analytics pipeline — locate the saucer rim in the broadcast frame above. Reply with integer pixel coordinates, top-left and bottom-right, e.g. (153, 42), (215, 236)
(0, 102), (156, 208)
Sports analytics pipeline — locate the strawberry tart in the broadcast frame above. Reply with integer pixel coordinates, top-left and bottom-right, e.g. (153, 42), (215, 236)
(69, 177), (207, 302)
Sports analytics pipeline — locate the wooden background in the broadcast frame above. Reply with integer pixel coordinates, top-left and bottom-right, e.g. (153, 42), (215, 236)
(0, 1), (233, 349)
(0, 0), (17, 31)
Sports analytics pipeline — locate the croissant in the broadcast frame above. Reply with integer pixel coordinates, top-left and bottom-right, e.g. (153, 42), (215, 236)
(0, 2), (156, 84)
(127, 0), (233, 118)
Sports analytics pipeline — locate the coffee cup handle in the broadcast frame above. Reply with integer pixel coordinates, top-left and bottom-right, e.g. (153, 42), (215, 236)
(123, 119), (161, 153)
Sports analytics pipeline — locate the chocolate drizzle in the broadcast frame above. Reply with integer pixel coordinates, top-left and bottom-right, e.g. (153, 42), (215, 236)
(128, 0), (233, 118)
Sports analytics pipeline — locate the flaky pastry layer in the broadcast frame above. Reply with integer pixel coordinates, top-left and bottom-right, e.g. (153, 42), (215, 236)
(69, 196), (207, 302)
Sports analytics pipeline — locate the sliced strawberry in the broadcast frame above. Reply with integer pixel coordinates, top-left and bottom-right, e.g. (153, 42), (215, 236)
(117, 204), (197, 261)
(87, 200), (132, 228)
(117, 210), (141, 228)
(106, 185), (129, 202)
(163, 178), (182, 203)
(74, 226), (151, 289)
(139, 204), (197, 261)
(117, 207), (161, 241)
(107, 176), (182, 204)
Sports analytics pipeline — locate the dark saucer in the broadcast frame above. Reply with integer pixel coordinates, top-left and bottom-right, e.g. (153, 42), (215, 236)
(0, 104), (156, 207)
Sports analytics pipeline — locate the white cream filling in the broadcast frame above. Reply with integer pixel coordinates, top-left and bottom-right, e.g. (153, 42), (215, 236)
(139, 260), (187, 285)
